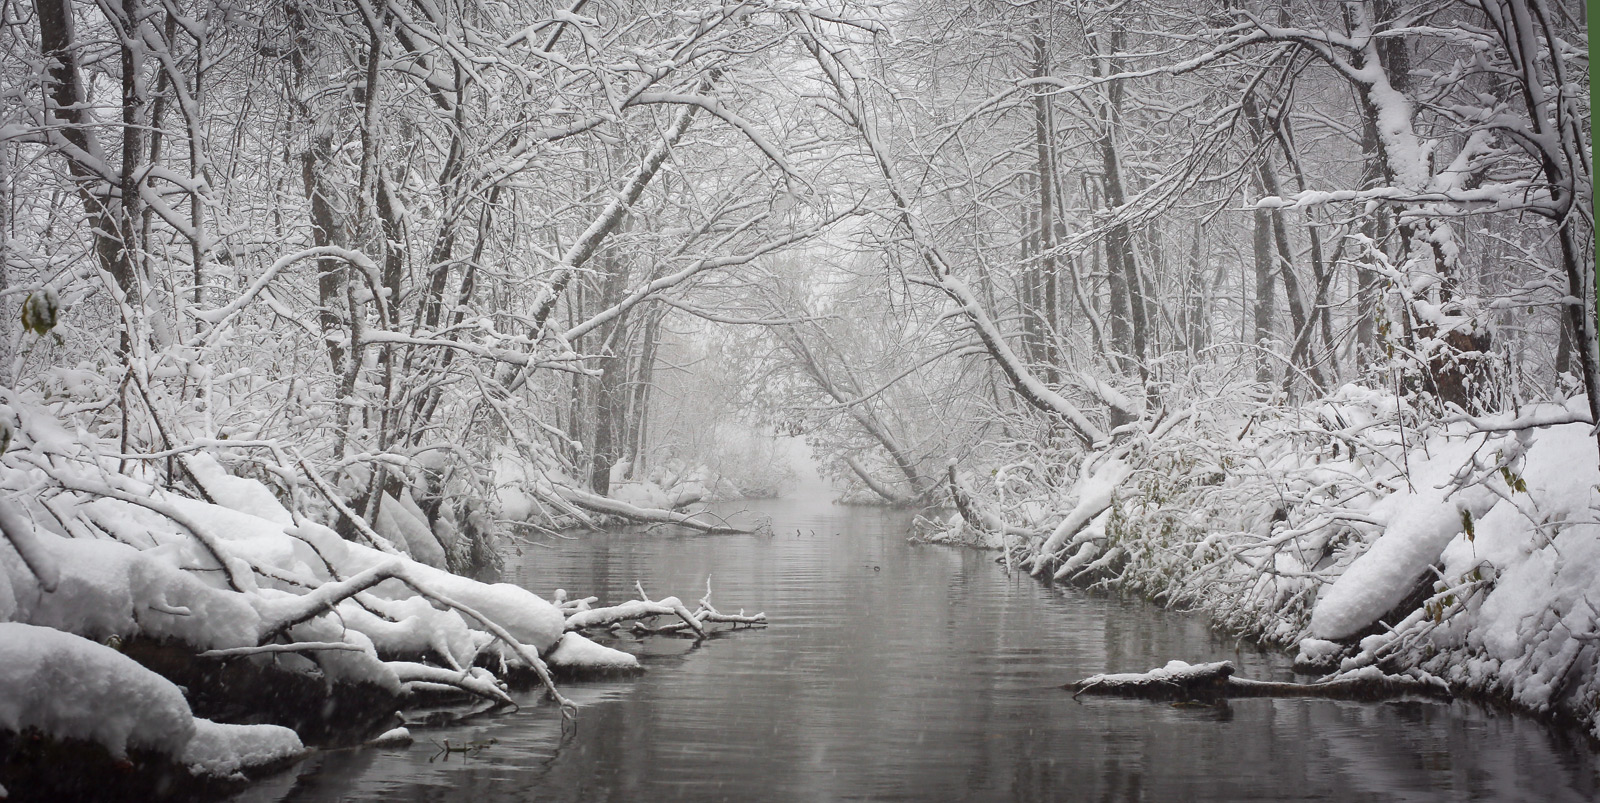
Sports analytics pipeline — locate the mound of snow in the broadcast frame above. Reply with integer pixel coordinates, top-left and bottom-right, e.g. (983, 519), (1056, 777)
(181, 719), (304, 778)
(0, 623), (195, 758)
(0, 623), (303, 777)
(546, 632), (640, 670)
(182, 453), (293, 526)
(368, 726), (413, 746)
(1309, 436), (1512, 641)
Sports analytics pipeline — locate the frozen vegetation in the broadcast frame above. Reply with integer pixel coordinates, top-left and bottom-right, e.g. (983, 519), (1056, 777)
(931, 387), (1600, 736)
(0, 0), (1593, 797)
(0, 394), (764, 796)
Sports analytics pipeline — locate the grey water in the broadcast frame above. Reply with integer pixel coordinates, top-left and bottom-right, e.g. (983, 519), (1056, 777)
(235, 494), (1598, 802)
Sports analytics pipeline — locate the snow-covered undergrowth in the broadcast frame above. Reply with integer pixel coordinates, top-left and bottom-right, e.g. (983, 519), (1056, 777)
(932, 386), (1600, 738)
(0, 391), (769, 794)
(0, 395), (584, 784)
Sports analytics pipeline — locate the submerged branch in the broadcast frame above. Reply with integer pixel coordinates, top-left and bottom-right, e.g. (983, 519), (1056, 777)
(1066, 661), (1452, 702)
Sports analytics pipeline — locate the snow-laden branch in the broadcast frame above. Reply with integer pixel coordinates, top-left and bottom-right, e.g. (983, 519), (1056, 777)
(255, 558), (574, 713)
(524, 94), (703, 340)
(628, 91), (799, 182)
(552, 485), (749, 534)
(194, 246), (384, 340)
(39, 467), (255, 593)
(0, 497), (60, 592)
(563, 208), (858, 342)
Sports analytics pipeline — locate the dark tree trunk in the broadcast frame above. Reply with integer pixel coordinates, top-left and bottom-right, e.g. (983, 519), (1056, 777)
(35, 0), (137, 345)
(1253, 205), (1276, 386)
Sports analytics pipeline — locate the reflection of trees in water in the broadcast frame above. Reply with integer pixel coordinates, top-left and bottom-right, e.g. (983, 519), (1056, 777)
(264, 511), (1598, 802)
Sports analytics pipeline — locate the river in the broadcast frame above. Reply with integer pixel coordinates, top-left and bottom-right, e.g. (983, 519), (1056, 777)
(230, 493), (1598, 802)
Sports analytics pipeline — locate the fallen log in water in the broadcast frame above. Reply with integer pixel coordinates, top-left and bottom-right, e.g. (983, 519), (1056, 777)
(1065, 660), (1452, 702)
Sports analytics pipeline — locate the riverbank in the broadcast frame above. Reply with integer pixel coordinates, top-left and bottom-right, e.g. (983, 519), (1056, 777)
(924, 386), (1600, 745)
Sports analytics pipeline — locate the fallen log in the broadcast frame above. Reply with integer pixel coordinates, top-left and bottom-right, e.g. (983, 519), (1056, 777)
(563, 580), (766, 639)
(1065, 660), (1452, 702)
(553, 486), (750, 533)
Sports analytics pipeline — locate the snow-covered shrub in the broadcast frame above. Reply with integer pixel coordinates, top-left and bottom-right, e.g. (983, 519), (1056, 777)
(943, 384), (1600, 737)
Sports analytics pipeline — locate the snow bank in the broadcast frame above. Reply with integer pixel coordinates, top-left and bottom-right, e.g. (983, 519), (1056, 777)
(0, 399), (581, 774)
(951, 386), (1600, 737)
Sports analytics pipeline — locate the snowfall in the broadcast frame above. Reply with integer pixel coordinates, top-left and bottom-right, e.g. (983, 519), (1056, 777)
(2, 381), (1596, 799)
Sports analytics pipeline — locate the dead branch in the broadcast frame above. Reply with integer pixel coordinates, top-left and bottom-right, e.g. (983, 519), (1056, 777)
(1065, 661), (1452, 702)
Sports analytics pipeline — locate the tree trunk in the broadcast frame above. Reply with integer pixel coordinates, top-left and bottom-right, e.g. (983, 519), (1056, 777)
(1028, 32), (1060, 385)
(35, 0), (137, 350)
(587, 244), (631, 496)
(1253, 205), (1276, 387)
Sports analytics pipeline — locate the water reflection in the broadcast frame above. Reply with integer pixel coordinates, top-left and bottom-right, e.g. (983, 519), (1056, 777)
(231, 496), (1598, 802)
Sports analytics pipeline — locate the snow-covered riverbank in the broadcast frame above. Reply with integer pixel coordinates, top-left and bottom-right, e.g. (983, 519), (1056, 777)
(0, 397), (764, 799)
(928, 387), (1600, 741)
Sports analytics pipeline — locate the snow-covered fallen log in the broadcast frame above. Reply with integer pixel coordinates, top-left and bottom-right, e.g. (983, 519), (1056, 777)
(553, 486), (750, 534)
(562, 580), (767, 639)
(1065, 660), (1236, 700)
(1065, 660), (1451, 702)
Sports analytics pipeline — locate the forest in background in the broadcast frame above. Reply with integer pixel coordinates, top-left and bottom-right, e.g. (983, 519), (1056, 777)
(0, 0), (1595, 793)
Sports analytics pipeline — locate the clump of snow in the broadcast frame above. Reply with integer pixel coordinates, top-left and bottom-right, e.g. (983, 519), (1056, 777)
(181, 453), (293, 526)
(546, 632), (640, 670)
(180, 719), (305, 778)
(374, 491), (447, 568)
(368, 726), (413, 746)
(1294, 638), (1344, 669)
(0, 623), (195, 759)
(2, 532), (261, 650)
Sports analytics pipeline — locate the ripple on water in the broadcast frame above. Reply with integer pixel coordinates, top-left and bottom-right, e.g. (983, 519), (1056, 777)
(232, 496), (1600, 803)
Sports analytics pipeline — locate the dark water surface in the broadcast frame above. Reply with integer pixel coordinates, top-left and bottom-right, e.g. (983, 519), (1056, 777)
(235, 496), (1598, 802)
